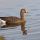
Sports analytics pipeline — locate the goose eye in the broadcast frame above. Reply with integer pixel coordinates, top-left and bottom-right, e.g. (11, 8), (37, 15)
(25, 11), (26, 13)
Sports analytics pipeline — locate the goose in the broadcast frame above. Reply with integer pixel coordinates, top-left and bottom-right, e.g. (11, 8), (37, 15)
(0, 8), (28, 35)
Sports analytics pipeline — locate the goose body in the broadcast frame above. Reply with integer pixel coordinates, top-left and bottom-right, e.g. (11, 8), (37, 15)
(0, 16), (23, 27)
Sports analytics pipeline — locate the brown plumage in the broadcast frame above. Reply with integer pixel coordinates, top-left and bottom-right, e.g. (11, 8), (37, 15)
(0, 8), (28, 35)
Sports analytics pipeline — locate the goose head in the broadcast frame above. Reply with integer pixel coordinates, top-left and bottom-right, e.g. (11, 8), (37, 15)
(20, 8), (28, 20)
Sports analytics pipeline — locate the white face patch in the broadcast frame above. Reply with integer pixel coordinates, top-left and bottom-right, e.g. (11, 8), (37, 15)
(0, 19), (6, 27)
(24, 13), (27, 16)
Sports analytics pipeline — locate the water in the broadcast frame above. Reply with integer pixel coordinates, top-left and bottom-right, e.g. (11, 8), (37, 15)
(0, 0), (40, 40)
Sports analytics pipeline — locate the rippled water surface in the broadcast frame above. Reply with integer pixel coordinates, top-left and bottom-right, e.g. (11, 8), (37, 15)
(0, 0), (40, 40)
